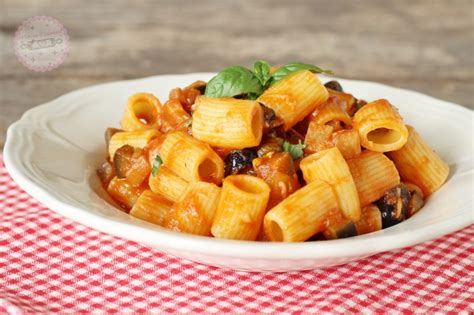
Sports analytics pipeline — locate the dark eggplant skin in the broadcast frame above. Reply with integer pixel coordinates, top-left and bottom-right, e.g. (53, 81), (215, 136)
(97, 160), (115, 188)
(324, 80), (344, 92)
(335, 222), (357, 238)
(404, 182), (425, 218)
(323, 220), (357, 240)
(113, 145), (135, 178)
(375, 184), (410, 228)
(224, 149), (257, 177)
(260, 104), (283, 133)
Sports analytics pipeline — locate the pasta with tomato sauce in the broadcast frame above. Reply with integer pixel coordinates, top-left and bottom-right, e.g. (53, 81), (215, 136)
(97, 61), (449, 242)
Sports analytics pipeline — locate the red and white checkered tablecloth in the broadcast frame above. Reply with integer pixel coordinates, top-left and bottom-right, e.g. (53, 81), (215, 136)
(0, 156), (473, 314)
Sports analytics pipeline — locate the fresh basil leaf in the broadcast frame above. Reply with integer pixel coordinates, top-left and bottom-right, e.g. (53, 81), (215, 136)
(151, 155), (163, 176)
(271, 62), (334, 85)
(282, 140), (306, 160)
(205, 66), (263, 98)
(253, 60), (271, 86)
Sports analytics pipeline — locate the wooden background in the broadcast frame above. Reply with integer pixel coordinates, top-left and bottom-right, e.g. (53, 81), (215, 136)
(0, 0), (473, 149)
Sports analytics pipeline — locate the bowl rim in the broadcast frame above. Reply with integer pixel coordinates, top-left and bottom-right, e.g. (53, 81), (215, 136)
(4, 72), (473, 260)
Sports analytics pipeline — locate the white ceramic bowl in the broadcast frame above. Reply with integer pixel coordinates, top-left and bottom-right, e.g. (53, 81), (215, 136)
(4, 73), (473, 272)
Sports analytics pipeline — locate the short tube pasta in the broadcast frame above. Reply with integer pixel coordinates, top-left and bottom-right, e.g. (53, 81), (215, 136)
(121, 93), (162, 131)
(164, 181), (221, 236)
(353, 99), (408, 152)
(300, 147), (360, 221)
(108, 130), (161, 159)
(148, 166), (188, 203)
(192, 96), (264, 149)
(129, 190), (172, 225)
(211, 175), (270, 240)
(257, 70), (329, 130)
(347, 151), (400, 207)
(159, 131), (224, 185)
(98, 62), (452, 243)
(264, 179), (338, 242)
(387, 125), (449, 196)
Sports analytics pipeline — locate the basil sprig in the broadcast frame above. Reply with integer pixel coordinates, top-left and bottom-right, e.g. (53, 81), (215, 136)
(204, 66), (263, 98)
(205, 61), (333, 99)
(253, 60), (272, 86)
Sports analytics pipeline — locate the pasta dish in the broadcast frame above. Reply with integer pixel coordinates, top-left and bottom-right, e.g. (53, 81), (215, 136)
(97, 61), (449, 242)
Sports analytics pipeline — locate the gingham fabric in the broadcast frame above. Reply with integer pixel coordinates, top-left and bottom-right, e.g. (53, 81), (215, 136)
(0, 156), (473, 314)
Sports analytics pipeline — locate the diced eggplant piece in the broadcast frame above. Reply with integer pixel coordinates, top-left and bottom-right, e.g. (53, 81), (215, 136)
(354, 204), (383, 235)
(404, 182), (425, 218)
(306, 233), (326, 241)
(323, 218), (357, 240)
(187, 80), (207, 94)
(113, 145), (135, 178)
(324, 80), (344, 92)
(97, 160), (115, 188)
(113, 145), (151, 187)
(260, 104), (283, 133)
(253, 152), (300, 208)
(224, 149), (257, 177)
(375, 184), (410, 228)
(285, 128), (305, 144)
(257, 136), (284, 157)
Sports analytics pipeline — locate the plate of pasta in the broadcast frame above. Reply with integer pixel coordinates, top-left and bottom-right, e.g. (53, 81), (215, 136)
(4, 61), (473, 271)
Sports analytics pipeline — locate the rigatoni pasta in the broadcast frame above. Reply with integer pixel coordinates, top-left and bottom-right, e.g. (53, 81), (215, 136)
(257, 70), (328, 130)
(148, 166), (188, 203)
(130, 190), (172, 225)
(159, 131), (224, 184)
(98, 61), (450, 242)
(300, 147), (360, 221)
(353, 99), (408, 152)
(264, 179), (338, 242)
(121, 93), (162, 131)
(192, 96), (263, 149)
(211, 175), (270, 240)
(387, 125), (449, 196)
(347, 151), (400, 207)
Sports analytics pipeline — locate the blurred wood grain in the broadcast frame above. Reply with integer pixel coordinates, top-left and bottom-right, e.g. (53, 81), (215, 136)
(0, 0), (473, 149)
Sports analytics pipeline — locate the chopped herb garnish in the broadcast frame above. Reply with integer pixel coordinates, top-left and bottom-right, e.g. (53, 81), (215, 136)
(282, 140), (306, 160)
(151, 155), (163, 176)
